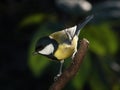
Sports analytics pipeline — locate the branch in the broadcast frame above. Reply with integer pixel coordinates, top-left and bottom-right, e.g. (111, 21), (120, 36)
(49, 38), (89, 90)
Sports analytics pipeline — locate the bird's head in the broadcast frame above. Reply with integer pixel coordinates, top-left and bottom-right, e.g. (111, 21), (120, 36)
(34, 36), (58, 56)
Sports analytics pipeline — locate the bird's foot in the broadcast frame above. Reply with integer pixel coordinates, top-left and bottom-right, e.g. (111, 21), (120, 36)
(54, 73), (62, 81)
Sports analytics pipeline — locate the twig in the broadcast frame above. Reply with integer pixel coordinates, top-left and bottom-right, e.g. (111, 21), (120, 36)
(49, 38), (89, 90)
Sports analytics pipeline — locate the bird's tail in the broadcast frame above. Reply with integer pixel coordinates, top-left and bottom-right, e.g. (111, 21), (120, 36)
(75, 14), (94, 36)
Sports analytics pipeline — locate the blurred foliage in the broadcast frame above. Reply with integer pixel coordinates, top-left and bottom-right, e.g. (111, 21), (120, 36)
(28, 23), (52, 76)
(20, 14), (46, 27)
(81, 23), (118, 56)
(27, 19), (119, 90)
(24, 1), (120, 89)
(1, 0), (120, 90)
(55, 0), (92, 15)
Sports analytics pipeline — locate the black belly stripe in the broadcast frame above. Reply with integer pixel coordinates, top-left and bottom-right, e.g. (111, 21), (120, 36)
(46, 54), (58, 61)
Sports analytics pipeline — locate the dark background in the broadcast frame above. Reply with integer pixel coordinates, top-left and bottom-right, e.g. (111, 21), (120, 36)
(0, 0), (120, 90)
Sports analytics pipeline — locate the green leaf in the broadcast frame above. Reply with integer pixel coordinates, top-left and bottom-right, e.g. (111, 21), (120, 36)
(20, 14), (46, 27)
(89, 68), (109, 90)
(28, 55), (50, 77)
(112, 83), (120, 90)
(27, 24), (52, 76)
(81, 23), (118, 56)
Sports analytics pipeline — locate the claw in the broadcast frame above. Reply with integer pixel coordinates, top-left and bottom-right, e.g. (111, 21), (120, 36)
(72, 49), (77, 60)
(54, 73), (62, 81)
(54, 60), (64, 81)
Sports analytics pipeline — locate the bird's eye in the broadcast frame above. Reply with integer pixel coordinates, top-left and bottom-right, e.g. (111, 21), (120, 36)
(36, 45), (44, 51)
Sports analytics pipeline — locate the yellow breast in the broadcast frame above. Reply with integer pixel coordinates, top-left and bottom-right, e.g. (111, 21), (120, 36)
(54, 44), (75, 60)
(54, 36), (78, 60)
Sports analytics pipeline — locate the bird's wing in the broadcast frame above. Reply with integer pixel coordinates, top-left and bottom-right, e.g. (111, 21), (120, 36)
(64, 14), (94, 40)
(50, 30), (70, 44)
(50, 15), (93, 44)
(64, 26), (77, 41)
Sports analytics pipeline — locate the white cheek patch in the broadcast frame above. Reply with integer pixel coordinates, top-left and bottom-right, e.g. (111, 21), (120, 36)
(38, 44), (54, 55)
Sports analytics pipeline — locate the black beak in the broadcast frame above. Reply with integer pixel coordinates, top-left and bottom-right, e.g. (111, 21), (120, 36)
(32, 52), (38, 56)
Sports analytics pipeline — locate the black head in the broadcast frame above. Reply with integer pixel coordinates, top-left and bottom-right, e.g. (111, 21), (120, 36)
(35, 36), (58, 60)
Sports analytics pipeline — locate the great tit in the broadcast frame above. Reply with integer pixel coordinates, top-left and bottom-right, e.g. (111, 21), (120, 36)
(34, 15), (93, 77)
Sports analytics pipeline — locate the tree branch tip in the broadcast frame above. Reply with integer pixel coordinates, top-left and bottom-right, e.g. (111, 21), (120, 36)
(83, 38), (89, 44)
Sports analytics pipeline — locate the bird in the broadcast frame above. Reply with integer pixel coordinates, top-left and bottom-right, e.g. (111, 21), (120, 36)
(34, 15), (93, 78)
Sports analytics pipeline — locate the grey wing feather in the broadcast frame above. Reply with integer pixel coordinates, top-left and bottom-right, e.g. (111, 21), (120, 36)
(64, 25), (77, 40)
(64, 14), (94, 41)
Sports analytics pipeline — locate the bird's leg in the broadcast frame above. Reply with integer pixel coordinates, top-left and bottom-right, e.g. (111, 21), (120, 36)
(71, 48), (77, 64)
(54, 60), (64, 80)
